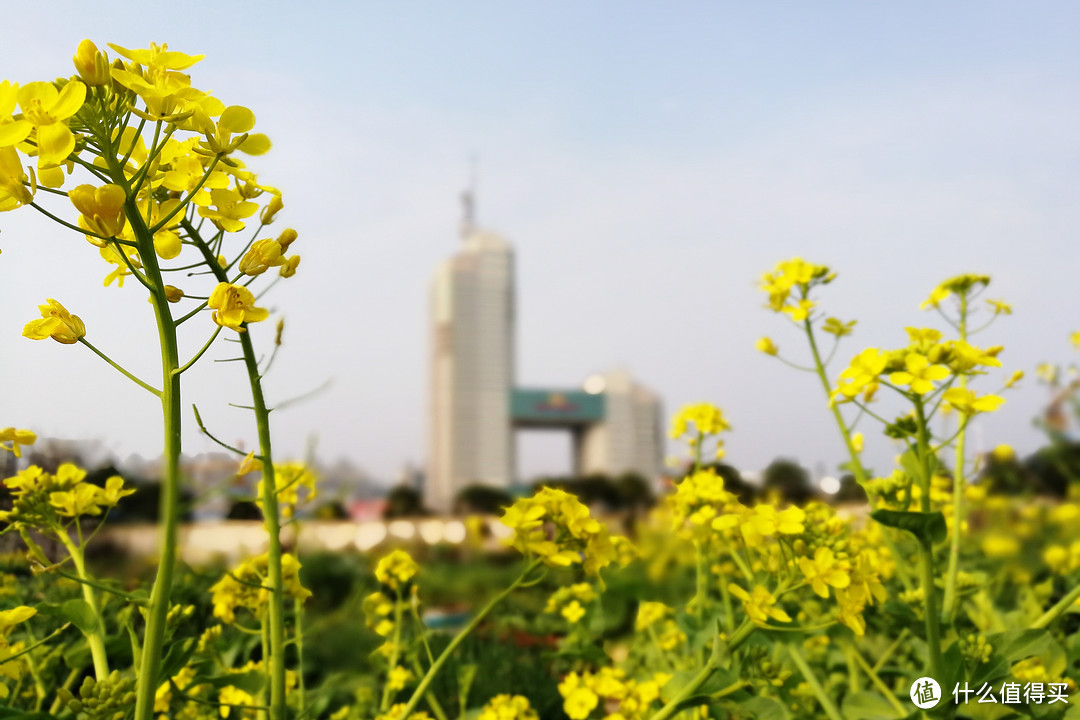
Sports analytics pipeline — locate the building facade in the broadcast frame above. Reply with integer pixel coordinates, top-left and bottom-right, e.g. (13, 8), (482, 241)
(427, 220), (662, 513)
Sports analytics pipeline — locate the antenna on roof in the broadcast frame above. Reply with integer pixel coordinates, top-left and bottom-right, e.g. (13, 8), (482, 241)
(460, 153), (478, 238)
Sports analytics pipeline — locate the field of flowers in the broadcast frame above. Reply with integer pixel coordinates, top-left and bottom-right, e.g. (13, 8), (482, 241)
(2, 40), (1080, 720)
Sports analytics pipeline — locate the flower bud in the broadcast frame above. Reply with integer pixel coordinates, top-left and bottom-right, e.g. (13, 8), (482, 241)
(260, 193), (283, 224)
(73, 39), (111, 86)
(164, 285), (184, 303)
(239, 238), (283, 276)
(277, 227), (297, 251)
(755, 336), (778, 356)
(279, 254), (300, 278)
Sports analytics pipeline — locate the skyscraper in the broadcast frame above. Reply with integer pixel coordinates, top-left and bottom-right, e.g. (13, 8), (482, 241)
(428, 221), (516, 513)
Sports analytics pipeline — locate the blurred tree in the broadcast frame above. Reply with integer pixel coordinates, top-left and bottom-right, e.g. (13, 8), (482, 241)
(453, 484), (513, 515)
(313, 501), (350, 520)
(762, 458), (816, 504)
(614, 472), (654, 511)
(225, 500), (262, 521)
(383, 485), (428, 518)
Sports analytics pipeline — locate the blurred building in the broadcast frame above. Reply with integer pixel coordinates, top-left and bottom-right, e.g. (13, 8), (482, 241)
(427, 199), (662, 512)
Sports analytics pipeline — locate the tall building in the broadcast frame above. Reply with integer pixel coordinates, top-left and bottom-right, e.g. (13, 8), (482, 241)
(429, 222), (516, 513)
(427, 203), (662, 513)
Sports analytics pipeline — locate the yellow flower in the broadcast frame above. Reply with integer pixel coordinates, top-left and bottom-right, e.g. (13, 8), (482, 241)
(559, 673), (599, 720)
(22, 299), (85, 344)
(208, 283), (269, 332)
(218, 685), (255, 718)
(992, 445), (1015, 463)
(96, 476), (135, 506)
(68, 184), (127, 244)
(986, 299), (1012, 316)
(1005, 370), (1023, 388)
(16, 80), (86, 168)
(727, 583), (791, 624)
(387, 666), (413, 692)
(49, 483), (102, 517)
(669, 403), (731, 439)
(239, 238), (285, 276)
(561, 600), (586, 623)
(799, 547), (851, 598)
(260, 193), (284, 224)
(942, 388), (1005, 415)
(0, 146), (33, 212)
(756, 336), (779, 355)
(921, 274), (990, 309)
(822, 317), (856, 337)
(981, 534), (1019, 558)
(635, 601), (671, 632)
(0, 428), (35, 458)
(835, 587), (867, 635)
(834, 348), (887, 401)
(889, 353), (950, 394)
(782, 298), (816, 322)
(197, 187), (260, 232)
(905, 327), (942, 352)
(479, 695), (539, 720)
(851, 432), (864, 454)
(1071, 330), (1080, 349)
(72, 39), (111, 87)
(375, 549), (419, 591)
(279, 254), (300, 278)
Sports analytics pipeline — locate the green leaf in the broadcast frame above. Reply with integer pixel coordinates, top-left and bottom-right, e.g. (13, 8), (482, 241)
(195, 669), (267, 695)
(37, 599), (98, 635)
(871, 510), (947, 544)
(739, 696), (788, 720)
(658, 668), (738, 714)
(158, 638), (195, 683)
(842, 691), (907, 720)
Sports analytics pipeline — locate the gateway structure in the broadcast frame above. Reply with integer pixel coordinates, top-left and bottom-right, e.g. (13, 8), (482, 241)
(427, 204), (662, 513)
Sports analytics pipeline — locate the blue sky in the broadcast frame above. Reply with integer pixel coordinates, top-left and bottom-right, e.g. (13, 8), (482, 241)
(1, 3), (1078, 484)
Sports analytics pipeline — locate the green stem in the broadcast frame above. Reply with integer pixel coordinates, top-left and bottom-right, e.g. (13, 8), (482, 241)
(395, 560), (542, 720)
(785, 642), (843, 720)
(913, 397), (944, 680)
(648, 622), (754, 720)
(846, 640), (908, 716)
(123, 189), (184, 720)
(239, 327), (288, 720)
(294, 596), (306, 716)
(1031, 583), (1080, 629)
(184, 215), (287, 719)
(56, 533), (109, 679)
(943, 295), (969, 624)
(79, 338), (161, 396)
(872, 628), (908, 673)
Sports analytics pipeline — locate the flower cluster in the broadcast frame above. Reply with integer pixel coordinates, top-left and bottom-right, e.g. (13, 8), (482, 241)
(558, 668), (671, 720)
(544, 582), (597, 624)
(209, 553), (310, 624)
(478, 694), (539, 720)
(501, 487), (618, 575)
(0, 463), (133, 528)
(669, 402), (731, 459)
(759, 257), (834, 321)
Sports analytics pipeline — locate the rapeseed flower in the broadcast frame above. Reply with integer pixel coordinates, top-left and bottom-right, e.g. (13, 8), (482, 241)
(727, 583), (791, 624)
(208, 282), (269, 332)
(22, 299), (85, 344)
(0, 428), (35, 458)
